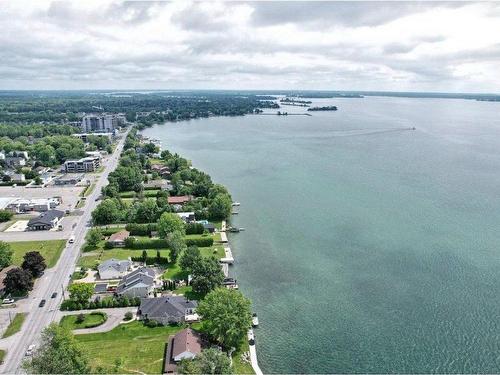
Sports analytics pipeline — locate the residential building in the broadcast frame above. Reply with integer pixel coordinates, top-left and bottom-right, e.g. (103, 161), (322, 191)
(5, 151), (28, 168)
(115, 267), (156, 298)
(97, 259), (132, 280)
(167, 196), (192, 205)
(80, 114), (119, 133)
(27, 210), (64, 231)
(143, 179), (172, 191)
(4, 170), (25, 182)
(164, 328), (206, 373)
(203, 222), (216, 233)
(138, 295), (198, 326)
(107, 230), (130, 247)
(177, 212), (195, 223)
(64, 156), (100, 173)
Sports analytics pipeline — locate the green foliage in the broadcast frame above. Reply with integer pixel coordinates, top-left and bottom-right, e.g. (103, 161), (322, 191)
(21, 251), (46, 278)
(191, 257), (225, 295)
(185, 222), (205, 235)
(178, 348), (233, 375)
(91, 198), (124, 225)
(108, 165), (143, 192)
(208, 194), (232, 220)
(0, 210), (13, 223)
(124, 311), (133, 321)
(179, 246), (201, 274)
(166, 231), (186, 263)
(86, 228), (102, 248)
(4, 267), (33, 294)
(125, 223), (158, 236)
(197, 288), (252, 349)
(22, 323), (91, 374)
(0, 241), (13, 269)
(130, 199), (160, 223)
(68, 283), (94, 304)
(185, 237), (214, 247)
(158, 212), (185, 237)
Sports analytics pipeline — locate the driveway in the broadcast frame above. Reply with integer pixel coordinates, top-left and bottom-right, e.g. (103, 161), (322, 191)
(56, 307), (138, 334)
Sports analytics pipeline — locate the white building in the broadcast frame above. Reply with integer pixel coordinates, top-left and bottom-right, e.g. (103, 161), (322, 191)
(6, 198), (60, 213)
(64, 156), (100, 173)
(80, 114), (120, 133)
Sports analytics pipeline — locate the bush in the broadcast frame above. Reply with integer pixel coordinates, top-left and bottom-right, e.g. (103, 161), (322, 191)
(185, 222), (205, 235)
(75, 313), (85, 324)
(103, 241), (114, 249)
(130, 238), (169, 250)
(185, 237), (214, 247)
(84, 312), (107, 328)
(0, 210), (13, 223)
(125, 223), (158, 236)
(60, 296), (141, 311)
(144, 319), (159, 328)
(124, 311), (133, 321)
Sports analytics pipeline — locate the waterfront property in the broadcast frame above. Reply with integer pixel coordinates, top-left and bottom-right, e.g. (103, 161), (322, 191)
(138, 295), (198, 325)
(164, 328), (206, 373)
(167, 195), (192, 205)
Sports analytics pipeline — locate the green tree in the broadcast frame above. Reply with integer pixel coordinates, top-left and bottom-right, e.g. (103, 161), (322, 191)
(208, 194), (232, 220)
(91, 199), (122, 225)
(0, 241), (13, 269)
(132, 199), (159, 223)
(21, 251), (46, 278)
(197, 288), (252, 349)
(22, 323), (91, 374)
(0, 210), (13, 223)
(166, 231), (186, 263)
(178, 348), (233, 374)
(4, 267), (33, 294)
(191, 257), (224, 295)
(86, 228), (102, 248)
(179, 245), (201, 274)
(158, 212), (185, 237)
(68, 283), (93, 304)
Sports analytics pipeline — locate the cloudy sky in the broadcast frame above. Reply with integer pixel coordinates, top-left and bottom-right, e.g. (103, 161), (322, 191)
(0, 1), (499, 92)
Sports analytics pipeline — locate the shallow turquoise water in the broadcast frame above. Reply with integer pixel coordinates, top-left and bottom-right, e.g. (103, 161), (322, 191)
(142, 97), (500, 373)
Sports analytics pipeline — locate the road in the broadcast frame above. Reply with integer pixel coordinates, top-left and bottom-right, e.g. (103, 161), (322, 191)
(0, 129), (129, 373)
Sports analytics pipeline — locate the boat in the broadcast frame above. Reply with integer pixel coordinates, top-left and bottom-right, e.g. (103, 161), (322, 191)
(239, 228), (245, 231)
(232, 202), (241, 206)
(229, 227), (240, 233)
(231, 211), (239, 215)
(252, 313), (259, 327)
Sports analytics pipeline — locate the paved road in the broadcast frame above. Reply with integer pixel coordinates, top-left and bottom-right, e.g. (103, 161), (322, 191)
(0, 129), (129, 373)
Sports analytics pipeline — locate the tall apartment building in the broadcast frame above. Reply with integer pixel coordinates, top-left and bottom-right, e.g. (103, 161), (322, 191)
(80, 114), (121, 133)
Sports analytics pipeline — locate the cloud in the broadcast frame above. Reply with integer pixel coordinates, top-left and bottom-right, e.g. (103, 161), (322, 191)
(0, 1), (498, 92)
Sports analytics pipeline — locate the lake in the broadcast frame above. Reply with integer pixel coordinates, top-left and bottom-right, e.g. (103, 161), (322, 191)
(142, 96), (500, 373)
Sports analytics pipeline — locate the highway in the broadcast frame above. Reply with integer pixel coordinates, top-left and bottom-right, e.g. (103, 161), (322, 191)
(0, 128), (129, 373)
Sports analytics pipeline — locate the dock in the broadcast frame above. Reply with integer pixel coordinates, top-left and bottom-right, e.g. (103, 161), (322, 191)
(248, 329), (263, 375)
(220, 232), (228, 243)
(221, 263), (229, 277)
(220, 244), (234, 264)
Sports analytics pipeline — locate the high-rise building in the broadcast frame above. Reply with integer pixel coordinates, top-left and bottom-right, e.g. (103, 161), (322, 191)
(80, 114), (119, 133)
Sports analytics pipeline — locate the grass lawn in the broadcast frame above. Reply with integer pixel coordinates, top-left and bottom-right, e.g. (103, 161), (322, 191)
(10, 240), (66, 268)
(75, 321), (184, 374)
(83, 183), (96, 197)
(60, 312), (107, 330)
(232, 339), (255, 374)
(200, 246), (225, 259)
(119, 190), (160, 198)
(76, 199), (86, 209)
(2, 312), (26, 338)
(0, 349), (5, 365)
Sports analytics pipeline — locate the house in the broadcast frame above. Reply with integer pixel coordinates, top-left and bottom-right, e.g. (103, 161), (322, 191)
(4, 170), (25, 182)
(167, 196), (192, 205)
(203, 223), (216, 233)
(97, 258), (132, 280)
(177, 212), (195, 223)
(164, 328), (206, 373)
(115, 267), (156, 298)
(143, 180), (172, 191)
(107, 230), (130, 247)
(64, 156), (100, 173)
(5, 151), (28, 168)
(138, 295), (198, 326)
(0, 265), (16, 296)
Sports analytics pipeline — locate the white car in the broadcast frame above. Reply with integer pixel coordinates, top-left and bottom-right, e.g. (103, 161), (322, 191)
(25, 344), (36, 356)
(2, 298), (14, 304)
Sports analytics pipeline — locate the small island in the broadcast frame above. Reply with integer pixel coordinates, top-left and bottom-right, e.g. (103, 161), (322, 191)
(307, 106), (338, 111)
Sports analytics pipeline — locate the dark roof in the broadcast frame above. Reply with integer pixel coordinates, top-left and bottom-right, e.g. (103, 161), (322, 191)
(116, 267), (155, 294)
(94, 283), (108, 293)
(27, 210), (64, 226)
(139, 296), (197, 320)
(203, 223), (215, 229)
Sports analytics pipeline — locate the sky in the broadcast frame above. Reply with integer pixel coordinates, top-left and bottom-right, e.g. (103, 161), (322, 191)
(0, 1), (499, 93)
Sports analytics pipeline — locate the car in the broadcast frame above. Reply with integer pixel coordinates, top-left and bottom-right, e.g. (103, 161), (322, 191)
(39, 299), (46, 307)
(2, 298), (15, 304)
(25, 344), (36, 356)
(51, 292), (57, 298)
(68, 235), (75, 244)
(249, 338), (255, 346)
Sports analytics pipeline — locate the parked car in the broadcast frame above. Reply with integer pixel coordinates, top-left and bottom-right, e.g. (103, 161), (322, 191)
(25, 344), (36, 356)
(39, 299), (46, 307)
(2, 298), (14, 305)
(51, 292), (57, 298)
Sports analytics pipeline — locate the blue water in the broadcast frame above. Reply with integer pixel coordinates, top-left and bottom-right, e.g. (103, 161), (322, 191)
(142, 96), (500, 373)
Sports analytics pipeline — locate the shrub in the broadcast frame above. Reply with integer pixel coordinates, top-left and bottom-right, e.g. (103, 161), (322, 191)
(0, 210), (13, 223)
(100, 227), (123, 236)
(103, 241), (114, 249)
(76, 313), (85, 324)
(130, 239), (169, 250)
(185, 237), (214, 247)
(185, 222), (205, 235)
(124, 311), (133, 321)
(125, 223), (158, 236)
(144, 319), (158, 328)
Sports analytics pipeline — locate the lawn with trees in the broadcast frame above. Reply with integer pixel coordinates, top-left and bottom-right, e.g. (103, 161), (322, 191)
(9, 240), (66, 268)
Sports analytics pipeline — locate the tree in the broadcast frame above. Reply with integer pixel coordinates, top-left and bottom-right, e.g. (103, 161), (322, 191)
(22, 323), (91, 374)
(191, 257), (224, 295)
(158, 212), (185, 237)
(178, 348), (232, 374)
(91, 198), (122, 225)
(0, 241), (13, 269)
(34, 176), (43, 185)
(4, 267), (34, 294)
(132, 199), (159, 223)
(68, 283), (93, 304)
(0, 210), (13, 223)
(197, 288), (252, 349)
(208, 194), (232, 220)
(179, 246), (201, 274)
(86, 228), (102, 248)
(166, 231), (186, 263)
(21, 251), (46, 278)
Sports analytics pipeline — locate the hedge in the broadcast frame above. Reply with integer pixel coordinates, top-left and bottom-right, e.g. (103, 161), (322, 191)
(130, 256), (169, 265)
(100, 227), (124, 236)
(60, 296), (141, 311)
(0, 181), (29, 186)
(185, 237), (214, 247)
(82, 311), (108, 328)
(130, 238), (169, 249)
(125, 223), (158, 236)
(186, 223), (204, 235)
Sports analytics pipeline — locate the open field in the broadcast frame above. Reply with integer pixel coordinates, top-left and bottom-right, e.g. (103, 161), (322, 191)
(75, 321), (184, 374)
(1, 313), (26, 339)
(10, 240), (66, 268)
(78, 249), (170, 268)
